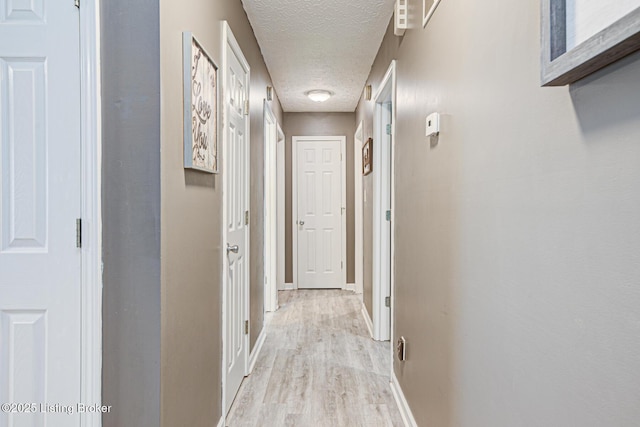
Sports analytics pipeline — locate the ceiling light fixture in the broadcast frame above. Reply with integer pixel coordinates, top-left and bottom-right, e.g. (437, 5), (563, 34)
(306, 90), (333, 103)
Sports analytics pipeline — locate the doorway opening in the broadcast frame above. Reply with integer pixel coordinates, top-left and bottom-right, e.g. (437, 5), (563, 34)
(263, 100), (278, 313)
(354, 121), (364, 296)
(372, 60), (396, 342)
(276, 124), (286, 293)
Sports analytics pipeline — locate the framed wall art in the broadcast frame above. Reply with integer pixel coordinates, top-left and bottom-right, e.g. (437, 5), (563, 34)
(363, 138), (373, 176)
(423, 0), (442, 28)
(541, 0), (640, 86)
(183, 32), (219, 173)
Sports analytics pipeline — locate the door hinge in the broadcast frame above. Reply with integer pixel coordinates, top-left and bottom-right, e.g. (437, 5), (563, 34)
(386, 210), (391, 221)
(76, 218), (82, 248)
(74, 0), (79, 8)
(341, 261), (344, 270)
(245, 210), (249, 225)
(385, 296), (391, 307)
(244, 320), (249, 335)
(244, 99), (250, 116)
(386, 124), (392, 135)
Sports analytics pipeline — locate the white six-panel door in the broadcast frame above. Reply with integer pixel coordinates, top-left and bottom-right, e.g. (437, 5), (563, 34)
(0, 1), (82, 426)
(294, 136), (345, 289)
(222, 22), (250, 415)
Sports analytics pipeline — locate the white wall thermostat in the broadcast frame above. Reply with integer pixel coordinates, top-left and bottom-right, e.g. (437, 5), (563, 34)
(425, 112), (440, 137)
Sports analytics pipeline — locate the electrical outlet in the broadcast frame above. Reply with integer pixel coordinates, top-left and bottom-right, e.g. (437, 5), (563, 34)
(397, 336), (406, 361)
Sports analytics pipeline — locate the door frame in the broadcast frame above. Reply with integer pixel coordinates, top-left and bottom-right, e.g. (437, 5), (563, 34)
(354, 121), (364, 296)
(292, 136), (347, 289)
(80, 2), (103, 426)
(263, 100), (277, 312)
(276, 124), (286, 292)
(221, 20), (251, 417)
(372, 60), (396, 342)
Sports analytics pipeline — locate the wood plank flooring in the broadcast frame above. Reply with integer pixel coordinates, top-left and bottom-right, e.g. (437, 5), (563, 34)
(226, 290), (404, 427)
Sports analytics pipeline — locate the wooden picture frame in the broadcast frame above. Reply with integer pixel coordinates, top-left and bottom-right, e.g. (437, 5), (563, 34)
(541, 1), (640, 86)
(362, 138), (373, 176)
(423, 0), (442, 28)
(183, 32), (219, 173)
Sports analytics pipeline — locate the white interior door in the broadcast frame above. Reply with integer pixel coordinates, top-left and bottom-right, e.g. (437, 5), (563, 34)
(223, 22), (250, 414)
(294, 136), (345, 289)
(0, 2), (82, 426)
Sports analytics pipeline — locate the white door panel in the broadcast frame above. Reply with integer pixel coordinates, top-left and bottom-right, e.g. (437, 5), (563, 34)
(295, 138), (344, 289)
(223, 23), (249, 415)
(0, 1), (81, 426)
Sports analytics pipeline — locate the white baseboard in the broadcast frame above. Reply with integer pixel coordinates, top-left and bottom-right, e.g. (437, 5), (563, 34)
(361, 303), (374, 338)
(283, 282), (295, 290)
(390, 372), (418, 427)
(355, 281), (363, 294)
(248, 326), (266, 374)
(217, 415), (225, 427)
(344, 282), (356, 292)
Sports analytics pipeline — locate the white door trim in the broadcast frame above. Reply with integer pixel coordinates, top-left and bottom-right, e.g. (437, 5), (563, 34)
(372, 60), (396, 342)
(354, 121), (364, 296)
(80, 2), (103, 426)
(276, 124), (286, 292)
(292, 136), (347, 289)
(263, 100), (277, 312)
(221, 20), (251, 418)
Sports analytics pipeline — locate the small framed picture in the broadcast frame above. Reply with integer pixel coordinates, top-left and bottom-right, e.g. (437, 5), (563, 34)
(362, 138), (373, 176)
(183, 32), (219, 173)
(423, 0), (442, 28)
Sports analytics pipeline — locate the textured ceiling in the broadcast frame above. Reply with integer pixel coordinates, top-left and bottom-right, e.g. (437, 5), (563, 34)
(242, 0), (395, 112)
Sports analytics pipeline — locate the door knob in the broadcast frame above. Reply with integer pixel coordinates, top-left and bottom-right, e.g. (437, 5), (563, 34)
(299, 220), (305, 226)
(227, 244), (239, 254)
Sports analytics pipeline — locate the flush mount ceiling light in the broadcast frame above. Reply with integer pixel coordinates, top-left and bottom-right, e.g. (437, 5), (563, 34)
(305, 90), (333, 103)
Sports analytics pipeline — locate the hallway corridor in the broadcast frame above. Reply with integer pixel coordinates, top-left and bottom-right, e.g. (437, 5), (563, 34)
(226, 290), (403, 426)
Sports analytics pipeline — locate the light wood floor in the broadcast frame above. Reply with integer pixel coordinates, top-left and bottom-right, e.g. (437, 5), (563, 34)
(226, 290), (404, 427)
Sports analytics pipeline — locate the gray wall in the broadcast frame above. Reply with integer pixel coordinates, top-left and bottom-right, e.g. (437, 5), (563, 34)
(159, 1), (282, 425)
(283, 112), (356, 285)
(358, 1), (640, 425)
(102, 1), (281, 425)
(101, 1), (162, 426)
(356, 23), (401, 319)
